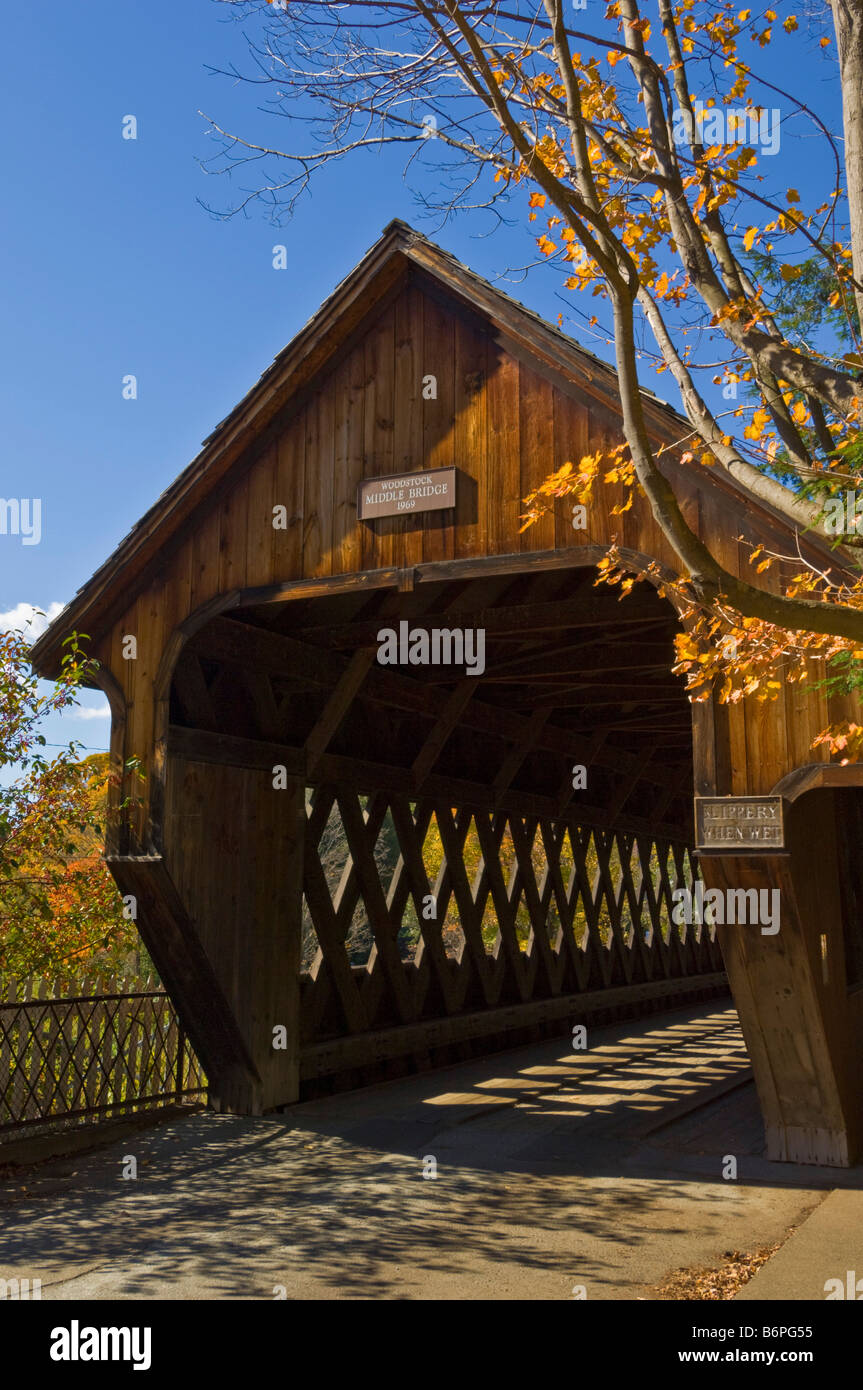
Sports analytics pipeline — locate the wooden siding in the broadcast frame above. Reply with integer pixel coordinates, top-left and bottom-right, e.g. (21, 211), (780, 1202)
(85, 276), (856, 842)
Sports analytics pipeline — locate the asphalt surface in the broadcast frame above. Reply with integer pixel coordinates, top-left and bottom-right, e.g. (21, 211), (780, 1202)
(1, 1003), (856, 1300)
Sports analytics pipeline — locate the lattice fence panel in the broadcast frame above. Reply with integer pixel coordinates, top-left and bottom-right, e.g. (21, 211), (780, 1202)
(300, 788), (724, 1051)
(0, 976), (206, 1133)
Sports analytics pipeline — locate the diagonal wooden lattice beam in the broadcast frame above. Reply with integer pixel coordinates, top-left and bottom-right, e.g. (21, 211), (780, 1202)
(434, 804), (496, 1004)
(509, 816), (560, 997)
(493, 709), (551, 805)
(606, 749), (655, 822)
(389, 798), (459, 1013)
(474, 812), (531, 1002)
(305, 650), (375, 776)
(337, 792), (416, 1024)
(412, 681), (476, 790)
(297, 786), (720, 1083)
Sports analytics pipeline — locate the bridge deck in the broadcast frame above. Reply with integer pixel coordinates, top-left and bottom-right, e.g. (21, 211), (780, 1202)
(0, 1002), (852, 1300)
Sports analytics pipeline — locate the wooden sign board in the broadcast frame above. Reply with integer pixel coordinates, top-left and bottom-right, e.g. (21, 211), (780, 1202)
(358, 467), (456, 520)
(694, 795), (785, 850)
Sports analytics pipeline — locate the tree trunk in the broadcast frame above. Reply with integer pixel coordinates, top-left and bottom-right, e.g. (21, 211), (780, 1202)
(832, 0), (863, 334)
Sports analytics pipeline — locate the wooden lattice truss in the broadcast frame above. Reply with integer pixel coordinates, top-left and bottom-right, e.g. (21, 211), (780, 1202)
(160, 565), (722, 1083)
(299, 788), (721, 1045)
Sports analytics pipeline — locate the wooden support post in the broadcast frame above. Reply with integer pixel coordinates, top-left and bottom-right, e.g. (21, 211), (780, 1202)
(691, 691), (863, 1166)
(157, 754), (306, 1115)
(105, 854), (260, 1110)
(702, 847), (857, 1166)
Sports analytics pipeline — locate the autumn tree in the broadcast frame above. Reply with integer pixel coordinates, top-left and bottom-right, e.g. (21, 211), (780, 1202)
(203, 0), (863, 752)
(0, 625), (140, 979)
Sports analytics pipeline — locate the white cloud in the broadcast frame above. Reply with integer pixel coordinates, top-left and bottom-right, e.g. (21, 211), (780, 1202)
(0, 600), (65, 638)
(70, 704), (110, 720)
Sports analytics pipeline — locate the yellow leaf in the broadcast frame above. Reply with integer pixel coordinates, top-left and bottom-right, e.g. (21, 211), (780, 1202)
(742, 226), (758, 251)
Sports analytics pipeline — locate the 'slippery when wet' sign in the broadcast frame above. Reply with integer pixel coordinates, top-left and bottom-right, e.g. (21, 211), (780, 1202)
(694, 796), (785, 850)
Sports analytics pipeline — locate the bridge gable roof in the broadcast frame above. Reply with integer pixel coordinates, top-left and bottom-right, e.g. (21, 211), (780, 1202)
(30, 219), (811, 675)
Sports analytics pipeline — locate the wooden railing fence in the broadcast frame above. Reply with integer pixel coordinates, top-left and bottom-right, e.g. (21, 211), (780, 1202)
(0, 974), (206, 1135)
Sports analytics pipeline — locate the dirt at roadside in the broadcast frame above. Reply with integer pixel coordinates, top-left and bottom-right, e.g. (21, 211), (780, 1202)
(648, 1214), (818, 1300)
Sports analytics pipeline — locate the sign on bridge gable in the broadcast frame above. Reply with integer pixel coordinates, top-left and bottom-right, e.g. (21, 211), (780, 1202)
(694, 796), (785, 850)
(358, 467), (456, 520)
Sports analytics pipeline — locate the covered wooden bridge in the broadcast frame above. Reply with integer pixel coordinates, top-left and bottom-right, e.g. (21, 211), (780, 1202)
(31, 222), (863, 1168)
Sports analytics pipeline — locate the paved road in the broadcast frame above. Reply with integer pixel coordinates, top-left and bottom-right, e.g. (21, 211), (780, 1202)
(0, 1003), (853, 1300)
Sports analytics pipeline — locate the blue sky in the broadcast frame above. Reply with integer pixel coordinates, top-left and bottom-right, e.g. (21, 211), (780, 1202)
(0, 1), (843, 761)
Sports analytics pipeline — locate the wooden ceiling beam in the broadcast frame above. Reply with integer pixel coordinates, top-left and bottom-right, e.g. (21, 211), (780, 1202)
(488, 634), (675, 662)
(581, 715), (692, 733)
(185, 616), (690, 787)
(469, 682), (685, 700)
(484, 641), (675, 679)
(166, 724), (688, 839)
(291, 593), (669, 650)
(491, 667), (675, 692)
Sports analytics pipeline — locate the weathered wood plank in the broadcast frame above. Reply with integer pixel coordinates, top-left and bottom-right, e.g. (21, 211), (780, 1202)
(486, 344), (520, 556)
(362, 305), (397, 573)
(421, 293), (455, 564)
(332, 345), (364, 576)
